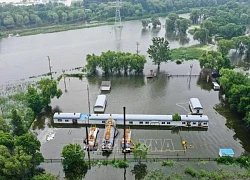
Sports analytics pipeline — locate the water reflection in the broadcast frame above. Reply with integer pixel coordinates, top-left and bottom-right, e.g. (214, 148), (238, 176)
(115, 27), (122, 52)
(131, 163), (147, 180)
(196, 76), (212, 91)
(32, 106), (53, 130)
(165, 32), (190, 45)
(141, 28), (150, 37)
(151, 27), (161, 37)
(214, 93), (250, 153)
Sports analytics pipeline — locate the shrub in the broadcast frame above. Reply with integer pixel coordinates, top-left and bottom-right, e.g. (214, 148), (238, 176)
(184, 166), (198, 177)
(172, 113), (181, 121)
(176, 60), (182, 64)
(215, 156), (235, 165)
(162, 160), (174, 167)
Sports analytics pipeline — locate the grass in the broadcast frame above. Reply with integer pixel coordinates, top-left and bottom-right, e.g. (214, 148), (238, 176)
(171, 45), (207, 60)
(4, 22), (112, 37)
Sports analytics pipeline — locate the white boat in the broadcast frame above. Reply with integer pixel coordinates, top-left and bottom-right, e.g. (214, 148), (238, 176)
(84, 125), (99, 151)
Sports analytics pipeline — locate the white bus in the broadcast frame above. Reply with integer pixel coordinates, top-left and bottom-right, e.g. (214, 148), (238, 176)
(93, 95), (107, 113)
(189, 98), (203, 115)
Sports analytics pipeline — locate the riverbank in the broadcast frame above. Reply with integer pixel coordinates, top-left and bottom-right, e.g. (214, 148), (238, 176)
(3, 22), (112, 37)
(1, 10), (190, 38)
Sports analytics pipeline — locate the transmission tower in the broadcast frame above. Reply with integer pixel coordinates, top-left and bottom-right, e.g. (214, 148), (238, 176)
(115, 0), (122, 28)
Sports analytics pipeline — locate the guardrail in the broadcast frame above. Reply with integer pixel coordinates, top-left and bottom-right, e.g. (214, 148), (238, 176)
(43, 157), (217, 163)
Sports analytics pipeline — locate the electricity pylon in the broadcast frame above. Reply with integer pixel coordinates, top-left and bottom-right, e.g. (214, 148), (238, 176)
(115, 0), (122, 28)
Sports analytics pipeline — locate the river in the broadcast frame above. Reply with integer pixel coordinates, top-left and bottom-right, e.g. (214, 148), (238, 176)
(1, 15), (250, 179)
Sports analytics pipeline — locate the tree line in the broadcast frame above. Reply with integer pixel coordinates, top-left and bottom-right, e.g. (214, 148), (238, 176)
(189, 1), (250, 44)
(0, 0), (246, 31)
(85, 51), (146, 75)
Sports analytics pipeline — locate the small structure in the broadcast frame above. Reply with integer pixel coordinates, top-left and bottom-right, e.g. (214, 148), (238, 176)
(53, 112), (81, 124)
(93, 95), (107, 113)
(189, 98), (203, 115)
(219, 148), (235, 157)
(101, 81), (111, 91)
(212, 82), (220, 90)
(146, 70), (154, 79)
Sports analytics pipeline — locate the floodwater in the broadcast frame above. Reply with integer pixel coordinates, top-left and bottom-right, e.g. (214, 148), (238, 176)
(0, 14), (196, 84)
(1, 14), (250, 179)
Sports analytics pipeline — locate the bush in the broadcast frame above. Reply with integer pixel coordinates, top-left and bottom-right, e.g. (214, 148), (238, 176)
(172, 113), (181, 121)
(102, 160), (110, 166)
(175, 60), (182, 64)
(162, 160), (174, 167)
(215, 156), (235, 165)
(184, 166), (198, 177)
(111, 159), (129, 168)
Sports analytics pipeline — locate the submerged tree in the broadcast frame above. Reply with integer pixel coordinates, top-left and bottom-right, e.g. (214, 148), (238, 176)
(147, 37), (171, 70)
(61, 144), (88, 180)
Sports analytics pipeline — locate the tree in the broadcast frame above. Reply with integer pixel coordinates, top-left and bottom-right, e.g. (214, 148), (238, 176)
(193, 28), (209, 45)
(26, 87), (44, 115)
(190, 9), (200, 24)
(0, 131), (14, 149)
(61, 144), (88, 180)
(147, 37), (171, 70)
(133, 143), (148, 163)
(179, 19), (191, 34)
(11, 109), (25, 136)
(32, 173), (57, 180)
(151, 16), (161, 28)
(141, 19), (149, 28)
(217, 39), (234, 56)
(37, 78), (62, 107)
(15, 133), (44, 171)
(199, 51), (231, 70)
(201, 20), (217, 36)
(0, 117), (10, 133)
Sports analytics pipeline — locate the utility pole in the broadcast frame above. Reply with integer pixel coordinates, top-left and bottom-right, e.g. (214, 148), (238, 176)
(62, 70), (67, 92)
(123, 106), (126, 161)
(86, 85), (91, 169)
(136, 42), (140, 54)
(189, 64), (193, 77)
(47, 56), (53, 80)
(87, 85), (90, 124)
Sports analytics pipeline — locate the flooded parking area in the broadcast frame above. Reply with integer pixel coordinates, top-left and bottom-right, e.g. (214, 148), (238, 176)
(37, 61), (250, 162)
